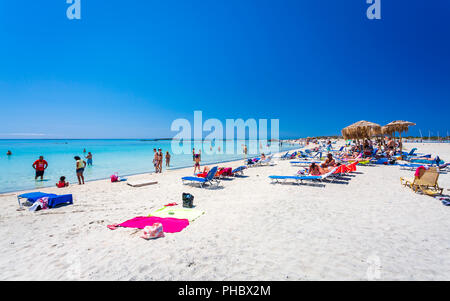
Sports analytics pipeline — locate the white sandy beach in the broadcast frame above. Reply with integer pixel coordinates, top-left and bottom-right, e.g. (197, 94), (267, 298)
(0, 142), (449, 281)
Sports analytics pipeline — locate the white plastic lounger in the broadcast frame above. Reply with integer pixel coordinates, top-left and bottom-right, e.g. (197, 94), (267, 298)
(127, 180), (158, 187)
(258, 155), (274, 166)
(290, 160), (321, 165)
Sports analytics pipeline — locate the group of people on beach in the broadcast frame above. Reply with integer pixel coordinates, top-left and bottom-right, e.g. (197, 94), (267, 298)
(30, 149), (94, 187)
(153, 148), (171, 173)
(307, 153), (337, 175)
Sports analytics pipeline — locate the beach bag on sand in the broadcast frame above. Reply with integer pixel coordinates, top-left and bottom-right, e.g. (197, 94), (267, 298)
(141, 223), (165, 239)
(110, 173), (119, 183)
(182, 193), (194, 208)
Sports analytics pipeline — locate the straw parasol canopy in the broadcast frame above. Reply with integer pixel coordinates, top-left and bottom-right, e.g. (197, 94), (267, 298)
(342, 120), (382, 141)
(383, 120), (416, 134)
(383, 120), (416, 152)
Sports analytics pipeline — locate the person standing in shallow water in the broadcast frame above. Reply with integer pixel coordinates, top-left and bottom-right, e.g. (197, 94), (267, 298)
(165, 151), (171, 167)
(85, 152), (93, 166)
(74, 156), (86, 185)
(32, 156), (48, 181)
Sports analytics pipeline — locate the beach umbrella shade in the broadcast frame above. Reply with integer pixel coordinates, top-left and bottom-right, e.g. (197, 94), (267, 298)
(341, 120), (382, 141)
(383, 120), (416, 153)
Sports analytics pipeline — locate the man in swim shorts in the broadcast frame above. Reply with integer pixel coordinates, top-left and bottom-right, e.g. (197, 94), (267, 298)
(32, 156), (48, 180)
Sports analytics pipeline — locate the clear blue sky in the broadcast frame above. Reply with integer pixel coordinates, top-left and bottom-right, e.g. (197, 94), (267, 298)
(0, 0), (449, 139)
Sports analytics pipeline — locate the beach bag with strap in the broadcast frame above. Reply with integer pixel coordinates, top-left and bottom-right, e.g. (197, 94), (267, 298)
(182, 193), (194, 208)
(141, 223), (165, 239)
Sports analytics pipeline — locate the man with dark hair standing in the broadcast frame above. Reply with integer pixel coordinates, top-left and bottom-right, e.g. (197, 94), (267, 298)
(32, 156), (48, 181)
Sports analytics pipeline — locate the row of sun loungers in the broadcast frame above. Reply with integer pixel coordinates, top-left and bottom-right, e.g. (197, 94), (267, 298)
(181, 165), (247, 188)
(269, 167), (339, 185)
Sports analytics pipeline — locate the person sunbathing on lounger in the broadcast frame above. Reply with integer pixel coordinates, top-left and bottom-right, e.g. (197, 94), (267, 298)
(308, 163), (322, 175)
(321, 153), (336, 168)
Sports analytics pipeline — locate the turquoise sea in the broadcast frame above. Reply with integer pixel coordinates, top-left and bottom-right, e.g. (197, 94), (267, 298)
(0, 139), (298, 193)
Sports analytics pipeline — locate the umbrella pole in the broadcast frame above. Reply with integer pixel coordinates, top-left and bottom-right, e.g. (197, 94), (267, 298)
(399, 133), (402, 154)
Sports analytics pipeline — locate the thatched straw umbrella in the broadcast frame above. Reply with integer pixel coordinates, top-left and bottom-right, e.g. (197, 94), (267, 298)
(341, 121), (382, 143)
(383, 120), (416, 153)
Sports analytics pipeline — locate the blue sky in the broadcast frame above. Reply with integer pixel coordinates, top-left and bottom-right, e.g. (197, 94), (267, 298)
(0, 0), (449, 139)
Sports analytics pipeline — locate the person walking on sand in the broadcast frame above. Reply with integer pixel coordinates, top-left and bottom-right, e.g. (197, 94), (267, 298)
(165, 151), (171, 167)
(153, 148), (158, 173)
(32, 156), (48, 181)
(85, 152), (93, 166)
(157, 148), (163, 173)
(74, 156), (86, 185)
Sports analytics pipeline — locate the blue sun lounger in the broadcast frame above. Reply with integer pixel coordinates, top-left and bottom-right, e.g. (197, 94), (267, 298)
(269, 167), (338, 185)
(17, 192), (73, 209)
(280, 152), (290, 160)
(182, 166), (219, 188)
(403, 148), (417, 157)
(231, 166), (246, 176)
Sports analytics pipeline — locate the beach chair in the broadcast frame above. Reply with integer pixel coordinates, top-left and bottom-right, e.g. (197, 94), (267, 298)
(231, 166), (246, 176)
(17, 192), (73, 209)
(182, 166), (219, 188)
(269, 167), (338, 185)
(258, 155), (274, 166)
(216, 167), (233, 179)
(289, 160), (321, 166)
(402, 148), (417, 158)
(400, 167), (443, 196)
(245, 158), (260, 167)
(280, 152), (290, 160)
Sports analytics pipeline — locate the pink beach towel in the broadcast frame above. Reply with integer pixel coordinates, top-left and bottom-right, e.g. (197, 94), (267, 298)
(114, 216), (189, 233)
